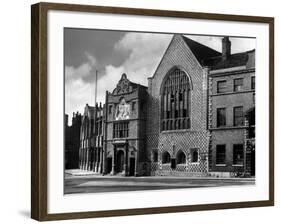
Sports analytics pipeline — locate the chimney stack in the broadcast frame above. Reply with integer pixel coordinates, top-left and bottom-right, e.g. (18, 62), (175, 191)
(222, 37), (231, 60)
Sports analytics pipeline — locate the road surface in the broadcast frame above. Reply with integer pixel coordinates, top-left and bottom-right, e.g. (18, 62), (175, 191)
(64, 173), (255, 194)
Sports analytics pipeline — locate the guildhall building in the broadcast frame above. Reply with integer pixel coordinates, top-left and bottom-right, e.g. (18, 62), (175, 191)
(74, 35), (255, 177)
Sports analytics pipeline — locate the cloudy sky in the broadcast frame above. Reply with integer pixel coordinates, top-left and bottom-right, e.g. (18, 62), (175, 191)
(64, 28), (255, 122)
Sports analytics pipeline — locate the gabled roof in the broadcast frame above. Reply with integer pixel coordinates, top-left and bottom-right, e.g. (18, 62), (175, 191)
(83, 104), (95, 119)
(206, 49), (255, 70)
(111, 73), (147, 96)
(181, 36), (221, 66)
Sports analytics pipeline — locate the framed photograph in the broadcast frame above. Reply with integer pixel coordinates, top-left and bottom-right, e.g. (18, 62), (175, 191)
(31, 2), (274, 221)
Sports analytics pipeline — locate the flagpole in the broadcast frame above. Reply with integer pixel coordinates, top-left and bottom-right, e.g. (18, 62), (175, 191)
(94, 70), (98, 107)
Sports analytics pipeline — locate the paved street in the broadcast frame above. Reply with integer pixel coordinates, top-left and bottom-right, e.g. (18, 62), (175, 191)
(64, 173), (255, 194)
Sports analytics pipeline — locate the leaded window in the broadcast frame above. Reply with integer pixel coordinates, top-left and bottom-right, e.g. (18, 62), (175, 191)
(113, 122), (129, 138)
(161, 68), (191, 131)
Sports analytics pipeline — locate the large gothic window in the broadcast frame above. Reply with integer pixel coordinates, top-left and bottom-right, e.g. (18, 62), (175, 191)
(161, 68), (191, 131)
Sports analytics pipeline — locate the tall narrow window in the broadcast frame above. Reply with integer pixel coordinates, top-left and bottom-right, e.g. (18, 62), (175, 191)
(161, 68), (191, 131)
(162, 151), (171, 164)
(217, 108), (226, 127)
(217, 80), (227, 93)
(153, 151), (158, 162)
(233, 106), (244, 126)
(190, 148), (199, 163)
(234, 78), (243, 92)
(132, 101), (136, 111)
(233, 144), (244, 165)
(216, 145), (226, 165)
(251, 76), (255, 90)
(108, 105), (112, 114)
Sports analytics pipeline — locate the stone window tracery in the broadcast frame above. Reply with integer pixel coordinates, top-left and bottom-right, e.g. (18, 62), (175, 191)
(161, 68), (191, 131)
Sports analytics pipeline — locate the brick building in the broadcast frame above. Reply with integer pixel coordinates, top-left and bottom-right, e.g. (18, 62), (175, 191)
(208, 37), (255, 177)
(146, 35), (221, 176)
(79, 103), (104, 172)
(103, 73), (148, 176)
(65, 112), (82, 169)
(74, 35), (255, 177)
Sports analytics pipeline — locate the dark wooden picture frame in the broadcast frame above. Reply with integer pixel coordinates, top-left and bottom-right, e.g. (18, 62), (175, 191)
(31, 2), (274, 221)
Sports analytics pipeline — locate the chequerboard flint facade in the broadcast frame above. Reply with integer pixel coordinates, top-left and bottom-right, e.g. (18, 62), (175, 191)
(66, 35), (256, 177)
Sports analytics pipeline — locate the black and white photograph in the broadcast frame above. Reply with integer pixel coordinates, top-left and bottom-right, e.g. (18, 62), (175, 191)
(64, 29), (256, 194)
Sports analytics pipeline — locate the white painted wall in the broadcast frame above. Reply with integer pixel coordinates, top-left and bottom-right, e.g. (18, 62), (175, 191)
(0, 0), (280, 223)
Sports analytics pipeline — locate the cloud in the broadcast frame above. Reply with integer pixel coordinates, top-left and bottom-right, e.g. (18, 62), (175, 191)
(65, 52), (98, 84)
(85, 51), (97, 67)
(96, 65), (125, 103)
(65, 78), (92, 120)
(65, 32), (256, 123)
(185, 35), (256, 54)
(97, 33), (172, 95)
(65, 63), (91, 82)
(65, 53), (98, 119)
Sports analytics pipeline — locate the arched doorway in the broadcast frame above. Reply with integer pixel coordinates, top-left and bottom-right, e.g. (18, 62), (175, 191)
(176, 150), (186, 165)
(116, 150), (125, 173)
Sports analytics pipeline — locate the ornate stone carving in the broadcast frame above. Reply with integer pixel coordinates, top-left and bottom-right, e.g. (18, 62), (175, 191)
(113, 73), (131, 95)
(115, 98), (131, 120)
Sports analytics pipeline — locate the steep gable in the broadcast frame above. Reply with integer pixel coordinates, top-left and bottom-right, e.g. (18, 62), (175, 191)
(181, 36), (221, 66)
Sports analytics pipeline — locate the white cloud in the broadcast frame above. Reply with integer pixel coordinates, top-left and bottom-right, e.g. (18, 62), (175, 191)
(98, 33), (172, 94)
(65, 63), (91, 82)
(85, 51), (97, 67)
(65, 78), (91, 120)
(65, 53), (98, 120)
(96, 65), (125, 103)
(185, 35), (256, 54)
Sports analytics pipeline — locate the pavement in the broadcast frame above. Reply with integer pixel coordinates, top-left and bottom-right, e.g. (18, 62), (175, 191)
(64, 169), (255, 194)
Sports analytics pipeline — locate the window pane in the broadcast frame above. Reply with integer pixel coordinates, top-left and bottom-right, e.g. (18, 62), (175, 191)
(113, 122), (129, 138)
(108, 105), (112, 114)
(251, 76), (255, 90)
(234, 78), (243, 92)
(216, 145), (226, 164)
(153, 151), (158, 162)
(217, 80), (227, 93)
(176, 151), (186, 164)
(233, 144), (244, 165)
(234, 106), (244, 126)
(162, 152), (171, 163)
(217, 108), (226, 127)
(161, 69), (190, 131)
(191, 149), (198, 163)
(132, 101), (136, 110)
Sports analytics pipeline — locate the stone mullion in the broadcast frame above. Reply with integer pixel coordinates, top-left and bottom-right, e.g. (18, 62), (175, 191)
(163, 92), (167, 119)
(172, 89), (175, 130)
(184, 88), (188, 129)
(99, 147), (103, 173)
